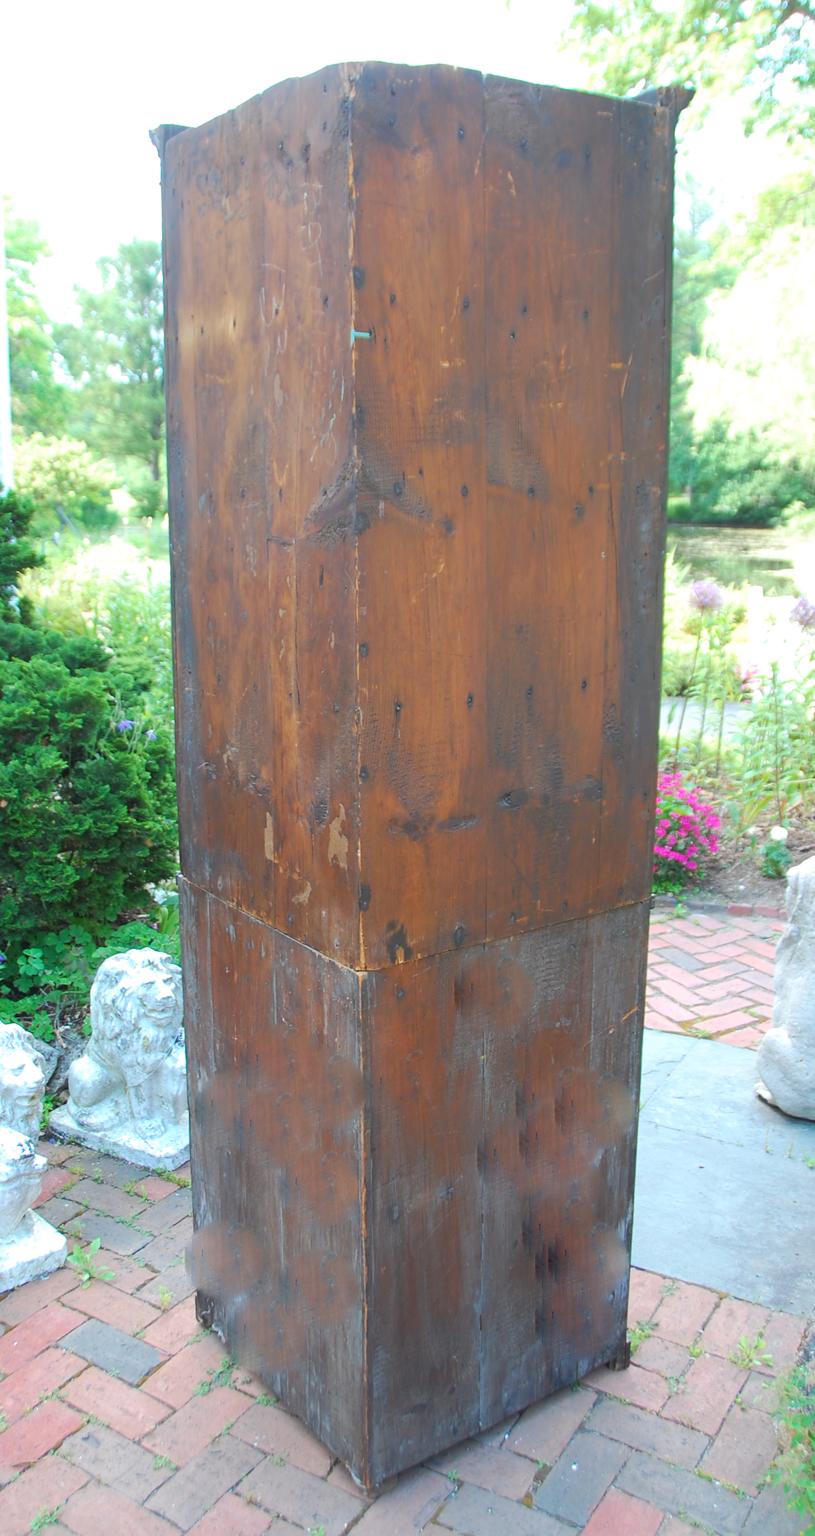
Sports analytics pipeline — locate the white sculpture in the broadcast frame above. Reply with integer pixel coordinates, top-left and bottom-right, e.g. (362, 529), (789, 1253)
(756, 855), (815, 1122)
(51, 948), (189, 1168)
(0, 1027), (67, 1288)
(0, 1023), (51, 1141)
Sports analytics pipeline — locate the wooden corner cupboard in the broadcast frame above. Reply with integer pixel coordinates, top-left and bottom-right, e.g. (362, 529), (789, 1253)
(155, 62), (689, 1491)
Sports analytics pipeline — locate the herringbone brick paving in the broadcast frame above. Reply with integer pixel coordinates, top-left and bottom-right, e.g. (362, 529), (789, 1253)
(646, 908), (784, 1050)
(0, 911), (809, 1535)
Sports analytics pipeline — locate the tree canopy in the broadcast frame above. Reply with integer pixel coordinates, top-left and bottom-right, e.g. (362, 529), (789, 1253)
(572, 0), (815, 138)
(4, 202), (68, 437)
(57, 241), (165, 513)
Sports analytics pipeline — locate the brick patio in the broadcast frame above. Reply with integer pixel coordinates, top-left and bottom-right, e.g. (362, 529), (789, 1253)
(647, 908), (784, 1050)
(0, 909), (809, 1536)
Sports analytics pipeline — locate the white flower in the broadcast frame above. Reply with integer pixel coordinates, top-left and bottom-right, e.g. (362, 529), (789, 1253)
(745, 826), (759, 838)
(769, 826), (789, 842)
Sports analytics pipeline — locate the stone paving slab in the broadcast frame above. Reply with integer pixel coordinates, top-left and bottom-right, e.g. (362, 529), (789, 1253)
(634, 1034), (815, 1311)
(0, 912), (811, 1535)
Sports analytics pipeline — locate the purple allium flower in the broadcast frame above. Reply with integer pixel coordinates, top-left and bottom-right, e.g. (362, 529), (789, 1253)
(790, 595), (815, 633)
(689, 578), (724, 612)
(0, 952), (6, 965)
(116, 719), (135, 732)
(146, 729), (157, 741)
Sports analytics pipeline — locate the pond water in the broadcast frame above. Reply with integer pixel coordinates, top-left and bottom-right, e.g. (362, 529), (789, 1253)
(667, 524), (812, 596)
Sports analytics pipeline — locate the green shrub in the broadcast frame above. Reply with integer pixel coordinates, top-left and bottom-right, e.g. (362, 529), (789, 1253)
(680, 429), (813, 528)
(13, 434), (118, 535)
(0, 488), (177, 970)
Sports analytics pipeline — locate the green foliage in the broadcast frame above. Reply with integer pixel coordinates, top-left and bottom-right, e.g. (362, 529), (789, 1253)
(571, 0), (815, 139)
(0, 489), (177, 970)
(3, 201), (68, 437)
(0, 487), (43, 617)
(729, 1333), (773, 1370)
(678, 430), (814, 528)
(772, 1363), (815, 1527)
(25, 543), (174, 722)
(761, 837), (793, 878)
(195, 1358), (236, 1396)
(13, 435), (118, 535)
(731, 660), (815, 826)
(57, 241), (165, 512)
(66, 1236), (115, 1287)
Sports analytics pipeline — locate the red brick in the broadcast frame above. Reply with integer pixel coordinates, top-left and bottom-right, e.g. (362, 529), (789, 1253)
(707, 1011), (760, 1035)
(141, 1334), (227, 1408)
(699, 1297), (770, 1360)
(757, 1311), (807, 1376)
(653, 977), (704, 1008)
(0, 1346), (85, 1426)
(67, 1179), (148, 1221)
(142, 1295), (200, 1353)
(0, 1454), (87, 1534)
(0, 1269), (80, 1326)
(0, 1399), (86, 1473)
(62, 1365), (171, 1439)
(135, 1175), (177, 1202)
(661, 1353), (746, 1435)
(651, 1281), (717, 1346)
(41, 1139), (78, 1164)
(230, 1365), (267, 1398)
(146, 1435), (263, 1529)
(643, 994), (696, 1025)
(136, 1266), (196, 1308)
(449, 1444), (535, 1499)
(508, 1385), (595, 1464)
(144, 1385), (248, 1466)
(628, 1269), (667, 1324)
(632, 1335), (689, 1379)
(187, 1491), (273, 1534)
(582, 1487), (662, 1535)
(33, 1165), (78, 1206)
(694, 1001), (753, 1025)
(0, 1301), (82, 1375)
(231, 1399), (331, 1476)
(644, 1013), (686, 1035)
(695, 962), (745, 982)
(700, 1402), (778, 1494)
(86, 1251), (151, 1295)
(725, 1027), (767, 1049)
(351, 1466), (449, 1533)
(60, 1481), (178, 1536)
(66, 1280), (159, 1335)
(585, 1362), (669, 1412)
(238, 1456), (366, 1535)
(656, 964), (704, 992)
(739, 1371), (779, 1413)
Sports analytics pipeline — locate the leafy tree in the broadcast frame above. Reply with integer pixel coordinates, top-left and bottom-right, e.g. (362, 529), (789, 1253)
(14, 434), (118, 534)
(571, 0), (815, 138)
(0, 487), (177, 965)
(668, 186), (734, 500)
(58, 241), (165, 514)
(687, 225), (815, 473)
(3, 202), (67, 436)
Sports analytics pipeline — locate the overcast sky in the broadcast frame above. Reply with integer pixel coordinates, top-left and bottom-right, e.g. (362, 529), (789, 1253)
(2, 0), (797, 318)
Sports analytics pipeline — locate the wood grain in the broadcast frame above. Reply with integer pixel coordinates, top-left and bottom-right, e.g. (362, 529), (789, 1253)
(159, 62), (685, 1489)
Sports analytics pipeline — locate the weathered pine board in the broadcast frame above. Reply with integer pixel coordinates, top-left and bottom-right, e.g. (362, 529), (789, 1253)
(158, 61), (686, 1490)
(162, 64), (676, 972)
(181, 877), (647, 1487)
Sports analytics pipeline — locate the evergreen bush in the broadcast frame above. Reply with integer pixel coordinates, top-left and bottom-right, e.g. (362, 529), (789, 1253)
(0, 487), (177, 969)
